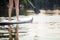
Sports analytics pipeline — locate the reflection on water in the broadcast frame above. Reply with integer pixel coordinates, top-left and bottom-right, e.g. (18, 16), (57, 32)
(0, 14), (60, 40)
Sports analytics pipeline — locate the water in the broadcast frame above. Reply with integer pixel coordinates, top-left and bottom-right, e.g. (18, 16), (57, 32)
(0, 14), (60, 40)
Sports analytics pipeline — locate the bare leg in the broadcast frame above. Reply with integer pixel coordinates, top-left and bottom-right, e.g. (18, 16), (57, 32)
(14, 0), (19, 40)
(15, 0), (19, 21)
(8, 0), (13, 21)
(8, 0), (13, 40)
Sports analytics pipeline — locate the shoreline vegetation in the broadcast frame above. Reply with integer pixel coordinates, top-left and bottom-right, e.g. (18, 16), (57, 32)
(0, 9), (60, 17)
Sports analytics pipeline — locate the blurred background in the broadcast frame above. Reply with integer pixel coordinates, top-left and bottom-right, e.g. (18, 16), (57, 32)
(0, 0), (60, 16)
